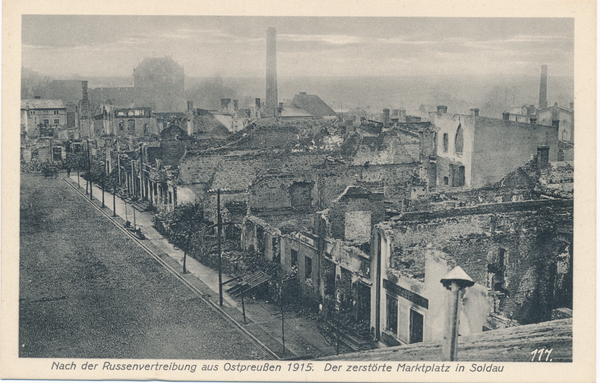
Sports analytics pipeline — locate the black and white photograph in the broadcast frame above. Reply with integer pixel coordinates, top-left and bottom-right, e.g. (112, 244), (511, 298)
(3, 1), (596, 382)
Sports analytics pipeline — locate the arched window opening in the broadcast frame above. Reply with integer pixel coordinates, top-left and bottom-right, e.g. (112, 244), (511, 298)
(455, 124), (464, 155)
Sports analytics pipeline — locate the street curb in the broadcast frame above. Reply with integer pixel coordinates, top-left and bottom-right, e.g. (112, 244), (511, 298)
(62, 177), (293, 360)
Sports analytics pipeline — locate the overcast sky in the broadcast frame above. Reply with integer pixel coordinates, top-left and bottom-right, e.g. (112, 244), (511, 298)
(22, 16), (574, 79)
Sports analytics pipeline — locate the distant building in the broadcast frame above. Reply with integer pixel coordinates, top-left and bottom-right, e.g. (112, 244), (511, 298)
(504, 105), (537, 123)
(290, 92), (337, 118)
(87, 56), (186, 114)
(537, 102), (574, 143)
(21, 99), (67, 138)
(134, 56), (185, 112)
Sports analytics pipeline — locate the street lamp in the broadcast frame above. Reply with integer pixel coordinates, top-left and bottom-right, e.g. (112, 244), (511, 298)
(440, 266), (474, 361)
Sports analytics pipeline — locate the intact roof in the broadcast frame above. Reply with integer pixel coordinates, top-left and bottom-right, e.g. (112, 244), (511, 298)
(290, 93), (336, 118)
(537, 104), (573, 115)
(21, 99), (65, 109)
(281, 106), (314, 118)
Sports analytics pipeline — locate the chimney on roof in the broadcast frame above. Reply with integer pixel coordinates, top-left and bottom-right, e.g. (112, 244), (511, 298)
(539, 65), (548, 110)
(437, 105), (448, 115)
(187, 101), (194, 112)
(233, 100), (238, 109)
(266, 27), (278, 117)
(470, 108), (480, 117)
(255, 98), (261, 109)
(537, 146), (550, 168)
(383, 108), (390, 127)
(81, 81), (89, 101)
(552, 119), (560, 129)
(502, 112), (510, 121)
(530, 117), (537, 124)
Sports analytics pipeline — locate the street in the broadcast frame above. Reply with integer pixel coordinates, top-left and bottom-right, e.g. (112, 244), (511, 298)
(19, 173), (273, 360)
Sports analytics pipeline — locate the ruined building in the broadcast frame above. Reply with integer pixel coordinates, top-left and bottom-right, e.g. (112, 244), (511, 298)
(430, 105), (558, 189)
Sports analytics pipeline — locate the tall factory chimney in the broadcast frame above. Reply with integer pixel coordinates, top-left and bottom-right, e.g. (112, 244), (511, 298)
(539, 65), (548, 110)
(81, 81), (89, 101)
(266, 27), (278, 117)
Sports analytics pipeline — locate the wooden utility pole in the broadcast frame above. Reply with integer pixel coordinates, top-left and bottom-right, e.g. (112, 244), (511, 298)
(217, 189), (223, 307)
(87, 140), (92, 201)
(112, 185), (117, 217)
(281, 285), (285, 356)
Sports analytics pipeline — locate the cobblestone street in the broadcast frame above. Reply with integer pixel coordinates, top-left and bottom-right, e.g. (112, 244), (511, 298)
(19, 173), (273, 360)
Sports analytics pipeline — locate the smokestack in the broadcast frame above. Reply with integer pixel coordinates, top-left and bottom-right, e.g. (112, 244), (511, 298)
(539, 65), (548, 110)
(81, 81), (89, 101)
(266, 27), (278, 117)
(502, 112), (510, 121)
(437, 105), (448, 115)
(470, 108), (480, 117)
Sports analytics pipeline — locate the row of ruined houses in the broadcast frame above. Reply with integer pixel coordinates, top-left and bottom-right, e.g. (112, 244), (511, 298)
(104, 113), (573, 348)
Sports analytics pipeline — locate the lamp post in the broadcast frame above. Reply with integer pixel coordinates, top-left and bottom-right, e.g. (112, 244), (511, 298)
(440, 266), (474, 361)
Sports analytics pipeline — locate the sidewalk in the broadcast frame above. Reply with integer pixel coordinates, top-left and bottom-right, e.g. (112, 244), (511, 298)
(66, 175), (339, 359)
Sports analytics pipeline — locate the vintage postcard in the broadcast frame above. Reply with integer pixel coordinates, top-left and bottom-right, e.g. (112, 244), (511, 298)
(2, 0), (596, 382)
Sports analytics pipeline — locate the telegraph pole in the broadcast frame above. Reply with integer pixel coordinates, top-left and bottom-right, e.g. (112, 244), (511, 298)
(113, 185), (117, 217)
(217, 189), (223, 307)
(87, 139), (92, 201)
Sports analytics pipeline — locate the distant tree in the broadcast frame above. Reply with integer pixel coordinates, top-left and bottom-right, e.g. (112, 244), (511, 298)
(21, 67), (52, 99)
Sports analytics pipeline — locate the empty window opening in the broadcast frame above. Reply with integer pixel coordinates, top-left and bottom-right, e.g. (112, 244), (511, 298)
(455, 124), (464, 155)
(305, 257), (312, 280)
(488, 248), (508, 313)
(386, 294), (398, 334)
(443, 133), (449, 153)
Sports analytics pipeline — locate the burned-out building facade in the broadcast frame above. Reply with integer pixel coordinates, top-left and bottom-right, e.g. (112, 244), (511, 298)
(431, 106), (559, 189)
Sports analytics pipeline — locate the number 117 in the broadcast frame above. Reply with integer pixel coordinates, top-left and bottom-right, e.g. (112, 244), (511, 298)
(531, 348), (553, 361)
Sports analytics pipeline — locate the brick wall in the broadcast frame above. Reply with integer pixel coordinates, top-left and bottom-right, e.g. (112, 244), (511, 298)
(389, 201), (572, 324)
